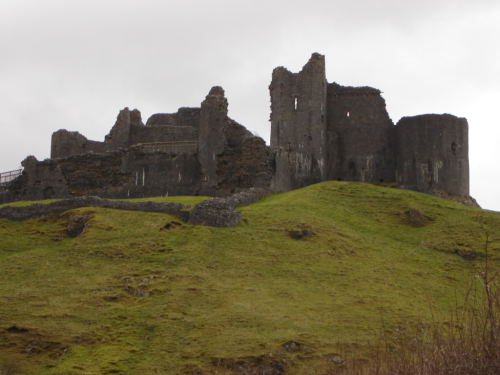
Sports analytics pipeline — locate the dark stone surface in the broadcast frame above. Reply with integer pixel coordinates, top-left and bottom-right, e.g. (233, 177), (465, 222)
(0, 196), (186, 221)
(405, 208), (425, 227)
(198, 86), (229, 195)
(7, 86), (272, 205)
(189, 188), (270, 227)
(0, 189), (268, 227)
(288, 229), (314, 240)
(216, 121), (274, 196)
(145, 107), (201, 127)
(270, 53), (327, 191)
(395, 114), (469, 196)
(105, 107), (144, 150)
(269, 53), (470, 198)
(51, 130), (106, 159)
(326, 83), (395, 183)
(66, 214), (90, 237)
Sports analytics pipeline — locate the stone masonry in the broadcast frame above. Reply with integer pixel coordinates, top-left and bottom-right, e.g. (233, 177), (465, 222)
(270, 53), (469, 198)
(0, 53), (470, 205)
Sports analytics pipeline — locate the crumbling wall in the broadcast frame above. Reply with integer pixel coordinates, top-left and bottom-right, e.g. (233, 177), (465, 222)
(270, 53), (327, 191)
(132, 107), (200, 145)
(56, 152), (133, 198)
(51, 130), (106, 159)
(5, 147), (202, 201)
(124, 146), (202, 197)
(11, 54), (472, 206)
(395, 114), (469, 196)
(0, 196), (186, 221)
(189, 188), (270, 227)
(6, 156), (69, 201)
(129, 125), (198, 145)
(104, 107), (144, 150)
(198, 86), (229, 195)
(146, 107), (201, 127)
(216, 121), (274, 195)
(325, 83), (395, 182)
(13, 84), (273, 204)
(133, 141), (198, 154)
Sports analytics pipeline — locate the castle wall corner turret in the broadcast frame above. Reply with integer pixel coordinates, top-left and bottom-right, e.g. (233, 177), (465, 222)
(395, 114), (469, 196)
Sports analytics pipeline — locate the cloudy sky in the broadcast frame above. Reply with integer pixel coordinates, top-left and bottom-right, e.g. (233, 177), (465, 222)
(1, 0), (498, 210)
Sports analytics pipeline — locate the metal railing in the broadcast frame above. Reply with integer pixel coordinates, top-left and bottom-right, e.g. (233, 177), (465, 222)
(0, 169), (23, 186)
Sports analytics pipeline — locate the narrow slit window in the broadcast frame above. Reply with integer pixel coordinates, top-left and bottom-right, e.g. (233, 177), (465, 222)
(294, 97), (298, 110)
(346, 111), (350, 118)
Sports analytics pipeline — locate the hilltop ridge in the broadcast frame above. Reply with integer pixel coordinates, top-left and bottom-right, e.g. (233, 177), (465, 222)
(0, 181), (498, 374)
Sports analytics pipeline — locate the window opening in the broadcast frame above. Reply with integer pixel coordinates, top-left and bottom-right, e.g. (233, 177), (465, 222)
(294, 97), (298, 111)
(451, 142), (457, 155)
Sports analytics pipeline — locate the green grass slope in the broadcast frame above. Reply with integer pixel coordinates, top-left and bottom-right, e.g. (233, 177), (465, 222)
(0, 182), (499, 374)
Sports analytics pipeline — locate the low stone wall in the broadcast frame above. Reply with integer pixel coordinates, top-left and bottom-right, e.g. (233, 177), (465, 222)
(0, 196), (187, 221)
(0, 188), (270, 226)
(189, 188), (270, 227)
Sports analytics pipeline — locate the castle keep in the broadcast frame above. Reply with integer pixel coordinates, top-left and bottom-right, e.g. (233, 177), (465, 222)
(0, 53), (470, 204)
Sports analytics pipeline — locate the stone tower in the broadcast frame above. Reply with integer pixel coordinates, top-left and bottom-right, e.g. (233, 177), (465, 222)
(198, 86), (229, 195)
(395, 114), (469, 196)
(269, 53), (327, 191)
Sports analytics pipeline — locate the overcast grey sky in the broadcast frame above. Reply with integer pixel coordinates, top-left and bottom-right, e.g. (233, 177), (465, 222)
(1, 0), (498, 210)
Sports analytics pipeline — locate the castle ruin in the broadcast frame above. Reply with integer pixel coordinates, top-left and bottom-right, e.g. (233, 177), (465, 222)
(0, 53), (470, 204)
(270, 53), (469, 197)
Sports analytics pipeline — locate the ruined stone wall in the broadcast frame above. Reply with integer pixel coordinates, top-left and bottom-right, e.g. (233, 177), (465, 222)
(6, 146), (202, 202)
(269, 53), (470, 199)
(215, 121), (274, 195)
(104, 108), (144, 150)
(395, 114), (469, 196)
(51, 107), (200, 160)
(270, 53), (327, 191)
(6, 156), (69, 201)
(9, 54), (472, 206)
(51, 130), (106, 159)
(325, 84), (395, 183)
(133, 141), (198, 154)
(146, 107), (201, 127)
(124, 147), (202, 197)
(17, 84), (273, 204)
(198, 86), (229, 195)
(129, 125), (198, 145)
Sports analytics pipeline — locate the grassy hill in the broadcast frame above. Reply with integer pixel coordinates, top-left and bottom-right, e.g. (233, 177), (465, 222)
(0, 182), (499, 374)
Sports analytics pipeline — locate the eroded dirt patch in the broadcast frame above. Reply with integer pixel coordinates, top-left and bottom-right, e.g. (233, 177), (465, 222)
(0, 325), (69, 359)
(212, 355), (286, 375)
